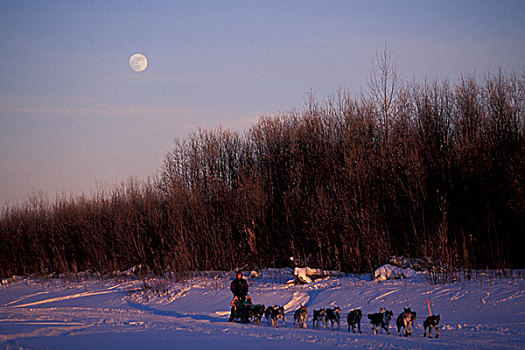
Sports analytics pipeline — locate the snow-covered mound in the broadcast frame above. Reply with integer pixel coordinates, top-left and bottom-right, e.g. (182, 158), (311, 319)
(0, 269), (524, 349)
(374, 264), (416, 281)
(292, 267), (343, 284)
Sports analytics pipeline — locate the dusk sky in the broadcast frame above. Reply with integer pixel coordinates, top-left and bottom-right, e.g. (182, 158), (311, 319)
(1, 1), (524, 205)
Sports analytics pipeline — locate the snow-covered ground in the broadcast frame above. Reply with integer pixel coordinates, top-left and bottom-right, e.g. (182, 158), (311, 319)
(1, 269), (524, 349)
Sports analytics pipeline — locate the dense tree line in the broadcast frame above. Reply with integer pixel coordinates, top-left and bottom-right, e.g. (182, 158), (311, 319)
(1, 70), (524, 278)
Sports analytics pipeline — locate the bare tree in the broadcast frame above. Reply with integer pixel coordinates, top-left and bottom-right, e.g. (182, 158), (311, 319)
(368, 43), (400, 141)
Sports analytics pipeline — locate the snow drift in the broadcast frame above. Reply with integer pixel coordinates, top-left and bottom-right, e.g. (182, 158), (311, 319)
(374, 264), (416, 281)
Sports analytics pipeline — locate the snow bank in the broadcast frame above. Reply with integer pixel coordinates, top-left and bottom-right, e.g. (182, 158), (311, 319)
(292, 267), (343, 284)
(374, 264), (416, 281)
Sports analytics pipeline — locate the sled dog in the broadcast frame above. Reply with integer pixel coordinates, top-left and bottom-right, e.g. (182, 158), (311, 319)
(347, 309), (362, 333)
(396, 308), (416, 336)
(271, 306), (286, 328)
(423, 314), (440, 338)
(368, 308), (393, 334)
(264, 305), (275, 326)
(247, 304), (265, 326)
(294, 305), (308, 328)
(325, 306), (341, 330)
(313, 308), (326, 329)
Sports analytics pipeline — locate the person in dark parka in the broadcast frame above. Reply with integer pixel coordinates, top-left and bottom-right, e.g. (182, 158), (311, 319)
(231, 271), (248, 300)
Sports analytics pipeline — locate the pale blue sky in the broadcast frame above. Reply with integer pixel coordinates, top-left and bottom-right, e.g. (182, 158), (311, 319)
(1, 0), (524, 205)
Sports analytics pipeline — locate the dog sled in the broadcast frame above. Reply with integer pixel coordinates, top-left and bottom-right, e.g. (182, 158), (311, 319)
(229, 296), (265, 325)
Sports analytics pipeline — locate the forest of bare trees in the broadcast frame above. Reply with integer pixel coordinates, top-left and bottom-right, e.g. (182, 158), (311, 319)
(1, 67), (524, 278)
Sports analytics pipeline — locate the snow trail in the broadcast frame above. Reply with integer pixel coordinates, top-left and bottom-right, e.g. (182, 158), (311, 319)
(7, 290), (117, 308)
(283, 290), (310, 313)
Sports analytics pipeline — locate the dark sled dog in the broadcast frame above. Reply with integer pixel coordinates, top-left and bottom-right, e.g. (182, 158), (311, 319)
(313, 308), (326, 329)
(368, 308), (394, 334)
(271, 306), (286, 328)
(265, 305), (275, 326)
(294, 305), (308, 328)
(396, 308), (416, 336)
(347, 309), (362, 333)
(325, 306), (341, 330)
(247, 304), (265, 326)
(423, 314), (440, 338)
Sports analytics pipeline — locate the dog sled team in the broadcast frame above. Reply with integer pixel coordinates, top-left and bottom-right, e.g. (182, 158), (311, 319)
(228, 271), (440, 337)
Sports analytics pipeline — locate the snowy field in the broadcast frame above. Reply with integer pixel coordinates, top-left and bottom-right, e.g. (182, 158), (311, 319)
(1, 269), (524, 349)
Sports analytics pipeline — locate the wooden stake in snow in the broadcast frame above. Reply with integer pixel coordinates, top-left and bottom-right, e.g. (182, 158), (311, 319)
(427, 298), (432, 316)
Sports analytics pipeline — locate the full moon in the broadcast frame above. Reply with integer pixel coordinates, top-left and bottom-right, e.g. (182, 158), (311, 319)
(129, 53), (147, 72)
